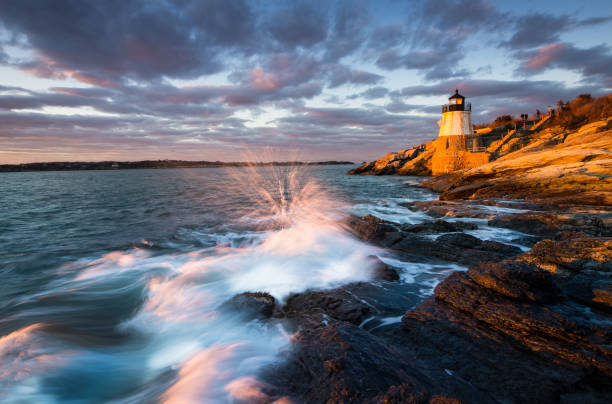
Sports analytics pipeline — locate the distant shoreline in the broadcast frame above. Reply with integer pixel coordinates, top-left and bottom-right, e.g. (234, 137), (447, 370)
(0, 160), (355, 173)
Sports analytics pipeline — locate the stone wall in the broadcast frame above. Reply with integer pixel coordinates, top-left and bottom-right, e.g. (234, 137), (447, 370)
(432, 135), (490, 175)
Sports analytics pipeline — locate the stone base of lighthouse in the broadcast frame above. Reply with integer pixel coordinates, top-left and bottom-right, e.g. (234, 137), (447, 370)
(432, 134), (491, 175)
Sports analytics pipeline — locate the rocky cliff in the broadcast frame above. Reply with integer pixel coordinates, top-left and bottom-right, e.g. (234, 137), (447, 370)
(347, 143), (435, 176)
(349, 117), (612, 206)
(422, 119), (612, 204)
(220, 202), (612, 403)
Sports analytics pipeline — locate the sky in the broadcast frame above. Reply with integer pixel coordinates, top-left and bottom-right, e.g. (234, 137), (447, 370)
(1, 0), (611, 164)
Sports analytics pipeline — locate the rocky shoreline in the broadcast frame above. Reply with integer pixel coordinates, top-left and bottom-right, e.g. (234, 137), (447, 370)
(209, 117), (612, 403)
(218, 193), (611, 403)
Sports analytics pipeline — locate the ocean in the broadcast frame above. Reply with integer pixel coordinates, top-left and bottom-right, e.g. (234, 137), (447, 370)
(0, 165), (524, 402)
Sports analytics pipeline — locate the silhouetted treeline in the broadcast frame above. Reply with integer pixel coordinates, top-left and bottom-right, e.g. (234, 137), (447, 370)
(0, 160), (355, 173)
(475, 92), (612, 131)
(551, 93), (612, 129)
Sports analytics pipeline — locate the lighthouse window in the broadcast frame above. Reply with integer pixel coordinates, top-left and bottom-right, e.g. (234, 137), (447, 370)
(450, 98), (457, 105)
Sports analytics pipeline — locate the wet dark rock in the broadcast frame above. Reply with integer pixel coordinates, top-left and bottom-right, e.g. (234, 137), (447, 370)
(367, 255), (400, 282)
(510, 235), (540, 247)
(348, 214), (522, 267)
(278, 281), (423, 332)
(407, 201), (497, 219)
(519, 235), (612, 273)
(436, 233), (481, 248)
(401, 219), (478, 234)
(393, 232), (521, 266)
(488, 212), (564, 237)
(281, 288), (373, 326)
(489, 211), (612, 238)
(467, 260), (560, 303)
(265, 236), (612, 403)
(262, 320), (491, 404)
(218, 292), (276, 320)
(347, 215), (399, 246)
(397, 243), (612, 402)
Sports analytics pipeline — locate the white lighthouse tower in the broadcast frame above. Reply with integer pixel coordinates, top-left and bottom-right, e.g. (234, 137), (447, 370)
(438, 89), (473, 137)
(432, 90), (489, 175)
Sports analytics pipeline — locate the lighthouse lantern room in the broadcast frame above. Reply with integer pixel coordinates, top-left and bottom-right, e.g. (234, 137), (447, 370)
(438, 89), (473, 137)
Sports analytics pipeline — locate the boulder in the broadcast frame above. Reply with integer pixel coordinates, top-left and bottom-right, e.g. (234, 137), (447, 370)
(367, 255), (400, 282)
(401, 219), (478, 234)
(264, 232), (612, 403)
(218, 292), (276, 320)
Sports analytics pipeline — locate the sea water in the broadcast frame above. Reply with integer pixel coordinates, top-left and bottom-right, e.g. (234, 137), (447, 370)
(0, 165), (523, 403)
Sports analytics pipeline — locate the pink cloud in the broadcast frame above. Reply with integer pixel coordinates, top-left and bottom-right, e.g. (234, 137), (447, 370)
(525, 43), (566, 70)
(250, 67), (282, 91)
(71, 72), (119, 88)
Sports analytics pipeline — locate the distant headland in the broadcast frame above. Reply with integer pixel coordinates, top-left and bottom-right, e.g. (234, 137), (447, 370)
(0, 160), (354, 173)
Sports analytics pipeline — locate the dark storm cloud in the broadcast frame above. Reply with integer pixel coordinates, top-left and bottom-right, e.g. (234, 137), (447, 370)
(517, 43), (612, 87)
(322, 3), (370, 62)
(266, 2), (329, 48)
(0, 0), (255, 84)
(501, 13), (573, 49)
(501, 13), (612, 50)
(372, 0), (501, 79)
(578, 16), (612, 26)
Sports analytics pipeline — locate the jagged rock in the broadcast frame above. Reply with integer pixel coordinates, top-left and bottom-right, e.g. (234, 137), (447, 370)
(405, 201), (500, 219)
(422, 128), (612, 204)
(467, 260), (560, 303)
(518, 235), (612, 273)
(367, 255), (400, 282)
(401, 219), (478, 234)
(277, 281), (423, 333)
(346, 215), (399, 247)
(265, 228), (612, 403)
(218, 292), (276, 320)
(261, 320), (491, 404)
(398, 249), (612, 402)
(436, 233), (481, 248)
(347, 214), (521, 266)
(347, 144), (433, 176)
(281, 288), (373, 326)
(489, 211), (612, 238)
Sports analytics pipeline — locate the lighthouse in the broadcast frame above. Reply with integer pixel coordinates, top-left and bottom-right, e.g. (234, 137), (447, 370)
(438, 89), (473, 137)
(432, 90), (490, 175)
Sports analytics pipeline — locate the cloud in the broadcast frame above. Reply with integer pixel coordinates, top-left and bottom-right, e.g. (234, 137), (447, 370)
(323, 3), (370, 61)
(517, 42), (612, 87)
(501, 13), (573, 49)
(266, 2), (329, 49)
(0, 0), (255, 84)
(371, 0), (501, 79)
(397, 78), (606, 121)
(501, 12), (612, 50)
(348, 86), (389, 100)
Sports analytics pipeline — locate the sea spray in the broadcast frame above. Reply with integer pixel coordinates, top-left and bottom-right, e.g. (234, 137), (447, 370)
(1, 165), (385, 403)
(0, 165), (480, 402)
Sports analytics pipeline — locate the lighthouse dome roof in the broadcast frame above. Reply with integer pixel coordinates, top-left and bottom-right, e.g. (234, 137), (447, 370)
(449, 89), (465, 100)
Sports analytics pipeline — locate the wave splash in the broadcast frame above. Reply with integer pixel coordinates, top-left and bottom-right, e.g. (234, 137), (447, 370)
(1, 165), (382, 403)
